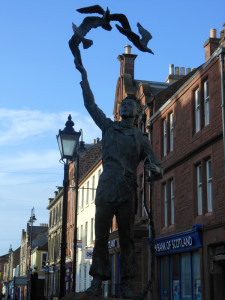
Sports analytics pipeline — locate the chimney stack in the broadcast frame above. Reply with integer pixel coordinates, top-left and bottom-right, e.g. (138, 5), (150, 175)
(166, 65), (191, 83)
(204, 28), (220, 62)
(117, 45), (137, 80)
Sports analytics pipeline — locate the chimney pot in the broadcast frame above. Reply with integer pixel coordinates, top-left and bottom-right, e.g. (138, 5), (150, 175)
(210, 28), (217, 38)
(124, 45), (132, 54)
(180, 67), (185, 75)
(175, 67), (179, 75)
(169, 64), (174, 75)
(186, 68), (191, 74)
(220, 29), (225, 39)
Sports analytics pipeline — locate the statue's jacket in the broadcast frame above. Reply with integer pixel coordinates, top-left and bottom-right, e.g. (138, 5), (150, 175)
(80, 79), (161, 206)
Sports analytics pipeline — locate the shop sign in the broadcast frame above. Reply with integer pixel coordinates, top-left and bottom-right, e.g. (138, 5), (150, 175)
(149, 224), (202, 256)
(14, 277), (27, 285)
(155, 236), (193, 253)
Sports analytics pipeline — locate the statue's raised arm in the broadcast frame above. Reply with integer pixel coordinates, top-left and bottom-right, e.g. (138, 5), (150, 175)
(69, 35), (108, 131)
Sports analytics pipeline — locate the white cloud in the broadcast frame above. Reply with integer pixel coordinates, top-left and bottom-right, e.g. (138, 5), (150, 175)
(0, 108), (101, 146)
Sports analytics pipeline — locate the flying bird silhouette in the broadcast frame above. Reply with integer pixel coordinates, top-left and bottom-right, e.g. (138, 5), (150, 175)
(71, 15), (112, 50)
(116, 22), (154, 54)
(77, 5), (132, 31)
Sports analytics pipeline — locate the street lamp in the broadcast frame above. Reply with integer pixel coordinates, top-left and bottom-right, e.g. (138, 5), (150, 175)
(57, 115), (81, 298)
(71, 132), (86, 292)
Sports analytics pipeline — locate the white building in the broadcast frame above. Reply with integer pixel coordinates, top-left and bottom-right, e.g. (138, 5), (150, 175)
(75, 141), (102, 292)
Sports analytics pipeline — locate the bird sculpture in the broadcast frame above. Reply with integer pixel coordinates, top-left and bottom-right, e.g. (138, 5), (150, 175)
(116, 22), (154, 54)
(69, 4), (154, 65)
(71, 15), (111, 50)
(77, 5), (132, 31)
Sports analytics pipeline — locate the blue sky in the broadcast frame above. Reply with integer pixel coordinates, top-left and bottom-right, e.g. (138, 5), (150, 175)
(0, 0), (224, 255)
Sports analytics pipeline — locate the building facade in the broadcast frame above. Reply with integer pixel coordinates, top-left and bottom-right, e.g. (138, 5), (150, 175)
(45, 186), (63, 299)
(68, 140), (102, 293)
(111, 25), (225, 300)
(148, 28), (225, 300)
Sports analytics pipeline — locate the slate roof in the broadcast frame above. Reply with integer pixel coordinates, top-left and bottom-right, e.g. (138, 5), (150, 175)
(135, 79), (171, 97)
(153, 65), (202, 111)
(31, 227), (48, 251)
(13, 247), (21, 267)
(78, 141), (102, 184)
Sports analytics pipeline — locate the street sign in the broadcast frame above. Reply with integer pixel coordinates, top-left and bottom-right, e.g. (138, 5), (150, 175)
(77, 240), (82, 248)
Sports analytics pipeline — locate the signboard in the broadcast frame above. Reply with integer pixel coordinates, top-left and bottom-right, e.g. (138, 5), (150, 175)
(149, 225), (202, 256)
(14, 277), (27, 285)
(77, 240), (82, 248)
(85, 248), (93, 259)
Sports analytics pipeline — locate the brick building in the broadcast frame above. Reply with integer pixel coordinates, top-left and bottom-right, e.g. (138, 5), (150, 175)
(46, 186), (63, 299)
(112, 25), (225, 299)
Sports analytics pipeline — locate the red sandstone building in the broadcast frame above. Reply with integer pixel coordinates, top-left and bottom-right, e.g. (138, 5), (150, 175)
(111, 26), (225, 300)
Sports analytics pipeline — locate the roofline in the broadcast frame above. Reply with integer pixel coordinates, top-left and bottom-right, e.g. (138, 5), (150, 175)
(148, 46), (223, 123)
(46, 187), (63, 210)
(79, 159), (102, 187)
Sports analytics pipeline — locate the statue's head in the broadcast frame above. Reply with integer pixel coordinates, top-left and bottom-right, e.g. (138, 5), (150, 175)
(120, 96), (141, 119)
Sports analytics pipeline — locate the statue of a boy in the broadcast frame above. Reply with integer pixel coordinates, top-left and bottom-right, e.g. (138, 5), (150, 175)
(69, 38), (163, 299)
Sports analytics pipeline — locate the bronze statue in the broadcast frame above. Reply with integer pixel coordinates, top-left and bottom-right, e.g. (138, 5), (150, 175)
(69, 6), (161, 299)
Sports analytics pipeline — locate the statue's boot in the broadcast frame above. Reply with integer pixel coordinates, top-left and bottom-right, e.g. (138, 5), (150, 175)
(120, 280), (139, 299)
(86, 276), (102, 297)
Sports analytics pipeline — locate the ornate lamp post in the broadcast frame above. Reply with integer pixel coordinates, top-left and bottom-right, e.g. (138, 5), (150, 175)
(57, 115), (81, 298)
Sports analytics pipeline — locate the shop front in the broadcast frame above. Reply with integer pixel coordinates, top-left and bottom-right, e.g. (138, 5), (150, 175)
(151, 225), (202, 300)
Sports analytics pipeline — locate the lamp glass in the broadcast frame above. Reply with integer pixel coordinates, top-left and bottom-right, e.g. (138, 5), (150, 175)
(57, 132), (79, 159)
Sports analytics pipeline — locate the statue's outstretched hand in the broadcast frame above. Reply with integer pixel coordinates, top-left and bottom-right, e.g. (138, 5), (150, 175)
(69, 34), (87, 81)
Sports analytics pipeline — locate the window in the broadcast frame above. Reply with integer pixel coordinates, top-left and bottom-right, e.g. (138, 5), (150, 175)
(163, 119), (167, 156)
(41, 252), (48, 271)
(92, 175), (95, 201)
(164, 184), (168, 227)
(163, 179), (175, 227)
(81, 187), (84, 209)
(49, 212), (52, 227)
(170, 180), (174, 225)
(197, 164), (202, 215)
(181, 253), (192, 299)
(90, 218), (94, 243)
(169, 113), (174, 152)
(86, 182), (89, 205)
(206, 159), (212, 212)
(80, 225), (83, 241)
(160, 251), (201, 300)
(204, 80), (209, 126)
(195, 89), (200, 133)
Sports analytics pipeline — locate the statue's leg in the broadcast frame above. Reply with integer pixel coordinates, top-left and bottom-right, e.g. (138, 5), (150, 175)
(88, 204), (114, 295)
(116, 201), (138, 298)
